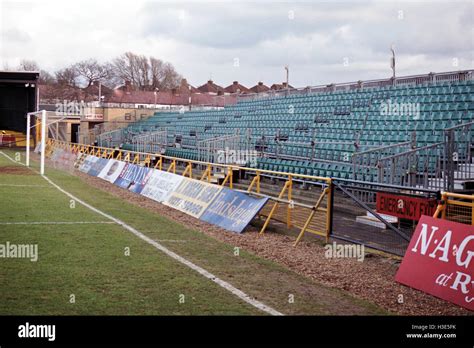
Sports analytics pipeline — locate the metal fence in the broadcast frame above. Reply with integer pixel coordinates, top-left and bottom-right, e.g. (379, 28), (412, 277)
(197, 132), (253, 165)
(237, 70), (473, 102)
(331, 178), (439, 256)
(131, 129), (168, 154)
(97, 128), (126, 148)
(376, 122), (473, 190)
(434, 191), (474, 225)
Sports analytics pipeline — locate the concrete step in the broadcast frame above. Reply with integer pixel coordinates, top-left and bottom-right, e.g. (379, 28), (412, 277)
(454, 171), (474, 180)
(356, 211), (398, 229)
(355, 216), (387, 229)
(457, 164), (474, 172)
(428, 178), (464, 190)
(366, 212), (398, 223)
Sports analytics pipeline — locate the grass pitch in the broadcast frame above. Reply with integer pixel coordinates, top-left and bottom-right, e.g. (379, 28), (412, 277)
(0, 149), (386, 315)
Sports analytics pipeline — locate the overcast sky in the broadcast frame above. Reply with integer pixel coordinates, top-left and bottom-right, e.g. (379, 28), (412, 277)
(1, 0), (473, 88)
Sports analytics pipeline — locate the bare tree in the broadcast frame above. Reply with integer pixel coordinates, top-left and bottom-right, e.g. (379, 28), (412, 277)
(159, 62), (182, 90)
(17, 59), (55, 85)
(150, 57), (165, 88)
(17, 59), (40, 71)
(136, 54), (150, 89)
(55, 67), (78, 87)
(38, 70), (56, 85)
(74, 59), (111, 87)
(112, 52), (182, 91)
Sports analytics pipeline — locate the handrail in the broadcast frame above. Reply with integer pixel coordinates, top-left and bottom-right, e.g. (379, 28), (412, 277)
(50, 139), (332, 184)
(441, 191), (474, 200)
(444, 120), (474, 131)
(352, 141), (411, 157)
(378, 142), (445, 162)
(237, 69), (473, 101)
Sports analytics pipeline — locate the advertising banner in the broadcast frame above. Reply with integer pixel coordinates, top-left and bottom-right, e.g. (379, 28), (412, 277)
(114, 164), (152, 194)
(141, 170), (184, 203)
(200, 188), (268, 233)
(97, 159), (127, 183)
(74, 153), (86, 169)
(79, 155), (96, 173)
(50, 148), (64, 161)
(163, 177), (222, 218)
(79, 155), (109, 177)
(54, 150), (78, 172)
(395, 215), (474, 311)
(376, 192), (437, 221)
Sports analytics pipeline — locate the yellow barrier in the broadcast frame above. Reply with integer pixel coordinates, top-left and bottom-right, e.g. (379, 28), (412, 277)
(47, 138), (333, 245)
(433, 191), (474, 225)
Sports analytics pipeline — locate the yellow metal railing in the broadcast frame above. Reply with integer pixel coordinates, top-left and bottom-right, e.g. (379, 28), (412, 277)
(433, 191), (474, 225)
(46, 139), (333, 245)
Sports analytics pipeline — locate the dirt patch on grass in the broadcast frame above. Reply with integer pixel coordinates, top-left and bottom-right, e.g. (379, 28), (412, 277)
(72, 170), (472, 316)
(0, 166), (33, 175)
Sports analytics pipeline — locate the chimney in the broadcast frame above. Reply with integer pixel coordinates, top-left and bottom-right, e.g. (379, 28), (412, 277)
(124, 80), (132, 93)
(233, 81), (238, 85)
(258, 82), (263, 86)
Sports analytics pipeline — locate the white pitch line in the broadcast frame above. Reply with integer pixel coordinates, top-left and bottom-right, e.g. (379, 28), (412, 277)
(0, 221), (115, 225)
(0, 151), (283, 316)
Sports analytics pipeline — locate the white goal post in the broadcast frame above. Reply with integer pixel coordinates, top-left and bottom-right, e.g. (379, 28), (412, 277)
(26, 110), (47, 175)
(26, 110), (78, 175)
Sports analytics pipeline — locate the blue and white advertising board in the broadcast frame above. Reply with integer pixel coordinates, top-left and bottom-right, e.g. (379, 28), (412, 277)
(141, 170), (184, 203)
(163, 177), (222, 218)
(114, 164), (152, 194)
(97, 159), (127, 183)
(200, 188), (268, 233)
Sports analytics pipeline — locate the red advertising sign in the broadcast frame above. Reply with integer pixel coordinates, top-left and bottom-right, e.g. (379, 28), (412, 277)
(396, 216), (474, 311)
(376, 192), (437, 221)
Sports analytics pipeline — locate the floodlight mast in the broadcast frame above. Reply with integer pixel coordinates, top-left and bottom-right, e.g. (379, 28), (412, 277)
(26, 110), (47, 175)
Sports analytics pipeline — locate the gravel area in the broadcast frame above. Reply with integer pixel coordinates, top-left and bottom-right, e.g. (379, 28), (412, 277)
(72, 169), (471, 315)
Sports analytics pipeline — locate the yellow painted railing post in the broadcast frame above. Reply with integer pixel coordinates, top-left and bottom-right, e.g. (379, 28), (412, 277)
(124, 153), (131, 162)
(247, 176), (257, 193)
(441, 193), (447, 219)
(294, 187), (329, 246)
(167, 160), (176, 173)
(200, 164), (211, 182)
(221, 167), (232, 187)
(433, 202), (445, 219)
(325, 180), (333, 243)
(287, 175), (292, 228)
(143, 155), (151, 167)
(256, 171), (260, 193)
(471, 194), (474, 225)
(229, 166), (233, 189)
(183, 162), (193, 178)
(259, 180), (290, 235)
(154, 157), (163, 170)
